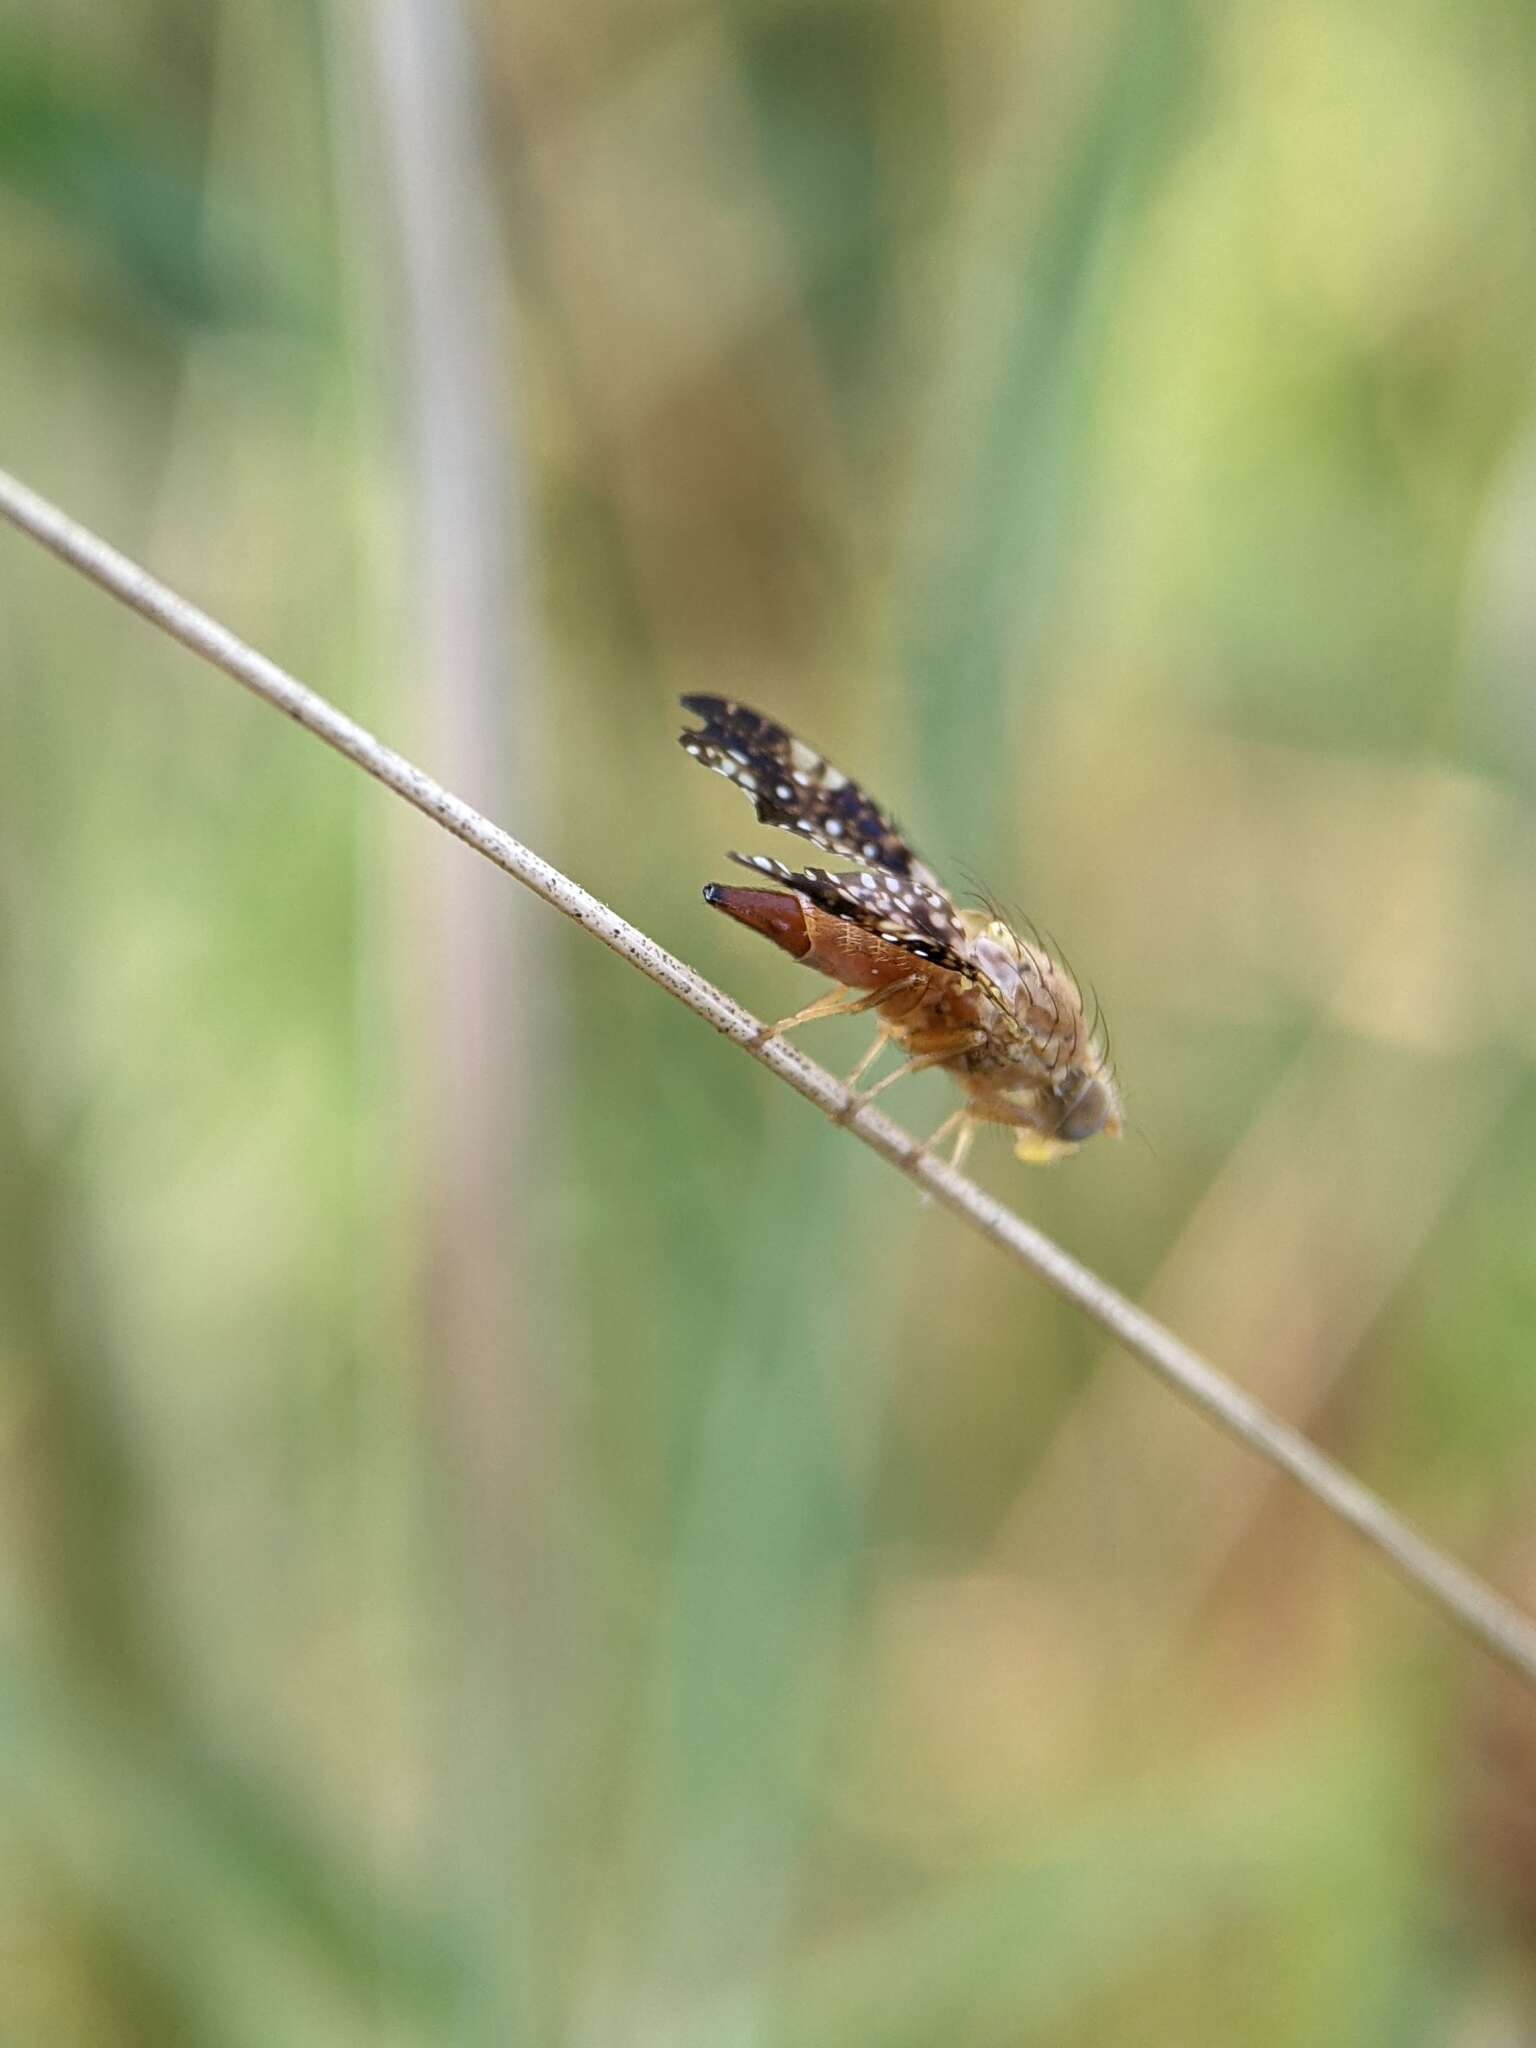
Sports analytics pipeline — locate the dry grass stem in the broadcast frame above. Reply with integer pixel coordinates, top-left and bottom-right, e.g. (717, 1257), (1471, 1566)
(3, 461), (1535, 1689)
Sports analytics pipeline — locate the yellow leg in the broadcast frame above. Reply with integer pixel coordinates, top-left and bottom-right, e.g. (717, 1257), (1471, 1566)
(758, 973), (922, 1046)
(844, 1029), (888, 1089)
(926, 1108), (978, 1174)
(853, 1028), (986, 1106)
(928, 1108), (965, 1151)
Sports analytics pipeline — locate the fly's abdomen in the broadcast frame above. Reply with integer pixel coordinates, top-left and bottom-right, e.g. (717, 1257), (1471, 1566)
(703, 883), (942, 997)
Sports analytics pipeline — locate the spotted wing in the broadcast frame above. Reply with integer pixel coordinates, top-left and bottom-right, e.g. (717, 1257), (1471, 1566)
(679, 695), (952, 902)
(724, 850), (970, 970)
(680, 695), (1007, 1003)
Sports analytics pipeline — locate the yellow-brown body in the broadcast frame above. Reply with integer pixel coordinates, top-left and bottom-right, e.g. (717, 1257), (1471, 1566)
(707, 884), (1121, 1164)
(683, 694), (1120, 1167)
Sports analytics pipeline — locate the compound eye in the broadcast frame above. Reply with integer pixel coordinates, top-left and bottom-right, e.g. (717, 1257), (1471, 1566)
(1056, 1073), (1113, 1144)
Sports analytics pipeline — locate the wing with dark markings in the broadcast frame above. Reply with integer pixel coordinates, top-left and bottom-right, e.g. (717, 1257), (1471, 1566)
(679, 695), (954, 906)
(725, 851), (970, 970)
(678, 695), (1011, 1005)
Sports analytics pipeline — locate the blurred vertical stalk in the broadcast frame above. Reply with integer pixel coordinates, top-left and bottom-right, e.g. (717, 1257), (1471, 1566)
(333, 4), (559, 2041)
(904, 0), (1194, 856)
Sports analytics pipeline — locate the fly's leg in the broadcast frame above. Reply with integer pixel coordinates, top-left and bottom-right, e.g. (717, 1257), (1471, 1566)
(841, 972), (935, 1085)
(844, 1031), (888, 1090)
(925, 1108), (978, 1174)
(927, 1108), (965, 1154)
(755, 973), (923, 1050)
(849, 1026), (987, 1108)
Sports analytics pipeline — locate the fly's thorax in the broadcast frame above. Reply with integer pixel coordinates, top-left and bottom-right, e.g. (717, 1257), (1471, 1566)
(966, 924), (1079, 1063)
(950, 1024), (1030, 1077)
(959, 916), (1122, 1152)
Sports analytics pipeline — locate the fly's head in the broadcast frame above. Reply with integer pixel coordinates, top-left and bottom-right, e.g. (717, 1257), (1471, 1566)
(1010, 1062), (1123, 1163)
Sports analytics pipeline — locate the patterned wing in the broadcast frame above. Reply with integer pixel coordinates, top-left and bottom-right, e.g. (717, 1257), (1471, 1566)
(724, 851), (968, 968)
(679, 695), (951, 899)
(680, 695), (1009, 1005)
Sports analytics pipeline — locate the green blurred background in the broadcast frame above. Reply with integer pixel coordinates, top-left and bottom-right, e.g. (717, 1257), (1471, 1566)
(5, 2), (1536, 2042)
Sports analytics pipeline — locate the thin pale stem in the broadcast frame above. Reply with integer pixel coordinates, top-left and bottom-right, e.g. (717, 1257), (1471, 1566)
(3, 461), (1535, 1690)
